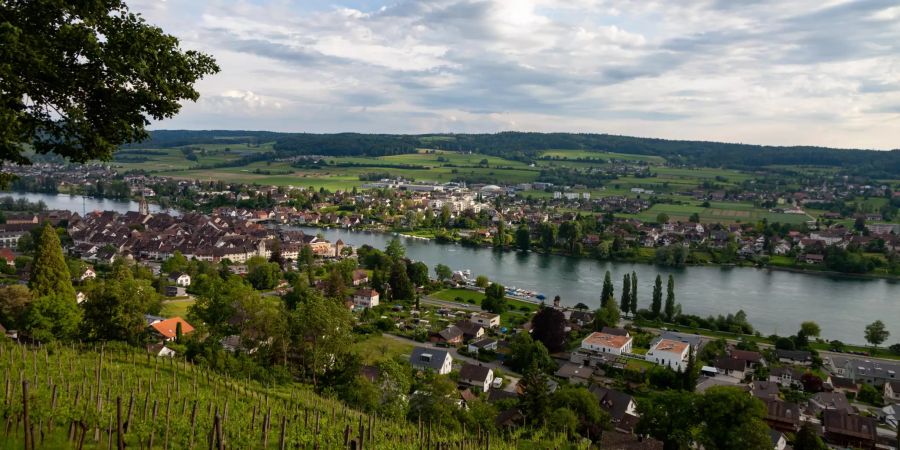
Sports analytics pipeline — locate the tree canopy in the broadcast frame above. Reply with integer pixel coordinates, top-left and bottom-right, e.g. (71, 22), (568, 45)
(0, 0), (218, 186)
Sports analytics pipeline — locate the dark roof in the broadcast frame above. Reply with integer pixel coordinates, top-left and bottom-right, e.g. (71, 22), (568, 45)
(360, 365), (380, 383)
(823, 410), (877, 441)
(459, 363), (492, 383)
(714, 356), (747, 372)
(730, 349), (762, 363)
(590, 385), (635, 422)
(601, 326), (629, 336)
(764, 400), (800, 426)
(454, 320), (484, 338)
(410, 347), (450, 370)
(469, 337), (497, 349)
(487, 389), (518, 403)
(810, 392), (851, 412)
(437, 326), (463, 341)
(495, 408), (524, 427)
(750, 381), (780, 400)
(829, 376), (857, 389)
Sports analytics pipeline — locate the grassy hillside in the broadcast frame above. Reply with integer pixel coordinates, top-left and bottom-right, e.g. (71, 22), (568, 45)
(0, 342), (578, 449)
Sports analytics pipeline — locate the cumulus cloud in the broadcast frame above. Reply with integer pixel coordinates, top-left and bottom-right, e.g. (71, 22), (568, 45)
(132, 0), (900, 149)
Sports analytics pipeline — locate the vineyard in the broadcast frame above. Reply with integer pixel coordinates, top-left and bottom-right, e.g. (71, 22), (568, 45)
(0, 342), (583, 449)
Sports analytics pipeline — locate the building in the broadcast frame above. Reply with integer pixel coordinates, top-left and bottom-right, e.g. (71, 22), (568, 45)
(589, 385), (639, 432)
(0, 248), (14, 265)
(169, 272), (191, 287)
(885, 380), (900, 402)
(581, 332), (633, 355)
(351, 269), (369, 286)
(454, 320), (485, 341)
(459, 363), (494, 392)
(807, 392), (851, 416)
(763, 400), (801, 433)
(467, 337), (498, 354)
(410, 347), (453, 375)
(822, 410), (877, 449)
(352, 289), (380, 308)
(470, 312), (500, 328)
(830, 356), (900, 386)
(769, 367), (804, 389)
(149, 317), (194, 342)
(646, 339), (690, 370)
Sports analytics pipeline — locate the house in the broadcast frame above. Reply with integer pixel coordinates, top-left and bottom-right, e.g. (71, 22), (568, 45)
(459, 363), (494, 392)
(881, 403), (899, 429)
(581, 332), (633, 355)
(352, 289), (380, 308)
(822, 410), (877, 449)
(769, 367), (804, 389)
(656, 331), (703, 350)
(467, 337), (498, 353)
(646, 339), (690, 370)
(713, 356), (749, 380)
(568, 310), (594, 327)
(76, 292), (87, 305)
(808, 392), (851, 415)
(750, 381), (781, 400)
(827, 376), (859, 394)
(728, 349), (763, 368)
(830, 356), (900, 386)
(494, 409), (525, 428)
(80, 267), (96, 281)
(431, 326), (464, 346)
(144, 314), (166, 326)
(763, 399), (800, 433)
(885, 380), (900, 402)
(769, 429), (787, 450)
(410, 347), (453, 375)
(775, 349), (812, 365)
(351, 269), (369, 286)
(470, 312), (500, 328)
(147, 343), (176, 358)
(168, 272), (191, 287)
(555, 363), (594, 385)
(600, 327), (629, 337)
(454, 320), (485, 341)
(590, 385), (638, 431)
(0, 248), (14, 265)
(148, 317), (194, 342)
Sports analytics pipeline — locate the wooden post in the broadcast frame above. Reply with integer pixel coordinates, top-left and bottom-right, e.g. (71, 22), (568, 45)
(22, 381), (31, 450)
(189, 400), (198, 449)
(278, 415), (287, 450)
(116, 397), (124, 450)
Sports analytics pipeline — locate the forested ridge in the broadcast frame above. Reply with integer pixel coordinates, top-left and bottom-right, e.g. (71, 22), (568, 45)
(129, 130), (900, 176)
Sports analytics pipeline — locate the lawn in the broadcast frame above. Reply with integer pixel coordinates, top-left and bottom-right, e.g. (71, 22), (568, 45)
(160, 298), (194, 318)
(352, 334), (414, 364)
(432, 288), (484, 304)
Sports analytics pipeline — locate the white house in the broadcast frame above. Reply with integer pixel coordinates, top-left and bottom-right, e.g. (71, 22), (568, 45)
(352, 289), (380, 308)
(470, 312), (500, 328)
(410, 347), (453, 375)
(459, 363), (495, 392)
(581, 332), (633, 355)
(646, 339), (690, 370)
(169, 272), (191, 287)
(885, 380), (900, 402)
(80, 267), (96, 281)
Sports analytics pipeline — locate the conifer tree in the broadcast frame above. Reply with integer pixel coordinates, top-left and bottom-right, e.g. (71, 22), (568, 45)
(630, 271), (638, 315)
(619, 274), (631, 316)
(29, 223), (75, 301)
(600, 271), (614, 307)
(651, 274), (663, 317)
(664, 275), (676, 322)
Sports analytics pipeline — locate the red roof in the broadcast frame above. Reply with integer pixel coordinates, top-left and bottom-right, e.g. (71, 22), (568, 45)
(0, 248), (14, 264)
(150, 317), (194, 339)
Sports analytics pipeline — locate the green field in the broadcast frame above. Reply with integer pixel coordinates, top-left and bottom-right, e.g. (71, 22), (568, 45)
(161, 298), (194, 318)
(352, 334), (414, 364)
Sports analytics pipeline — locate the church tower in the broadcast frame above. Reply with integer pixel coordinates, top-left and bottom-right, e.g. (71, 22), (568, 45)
(138, 197), (149, 215)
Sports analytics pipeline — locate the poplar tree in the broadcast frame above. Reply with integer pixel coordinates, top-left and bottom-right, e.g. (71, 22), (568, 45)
(620, 274), (631, 316)
(600, 271), (614, 307)
(651, 275), (663, 317)
(630, 271), (638, 315)
(664, 275), (676, 322)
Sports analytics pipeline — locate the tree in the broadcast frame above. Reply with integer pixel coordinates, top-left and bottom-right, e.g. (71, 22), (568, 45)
(620, 273), (631, 317)
(298, 245), (316, 286)
(24, 293), (82, 342)
(406, 261), (429, 287)
(246, 256), (281, 290)
(323, 267), (346, 299)
(475, 275), (490, 288)
(515, 224), (531, 251)
(696, 387), (771, 450)
(864, 320), (890, 348)
(0, 0), (218, 187)
(519, 362), (551, 424)
(593, 300), (620, 331)
(189, 276), (255, 337)
(600, 271), (614, 307)
(82, 274), (161, 344)
(651, 275), (663, 318)
(434, 264), (452, 282)
(291, 293), (353, 386)
(385, 237), (405, 260)
(0, 285), (32, 330)
(548, 407), (578, 437)
(793, 422), (827, 450)
(388, 260), (415, 300)
(482, 283), (507, 314)
(29, 223), (75, 301)
(161, 251), (189, 274)
(656, 213), (670, 224)
(799, 321), (821, 339)
(630, 271), (638, 315)
(636, 390), (697, 450)
(507, 332), (554, 373)
(531, 306), (567, 353)
(538, 222), (558, 251)
(664, 274), (676, 322)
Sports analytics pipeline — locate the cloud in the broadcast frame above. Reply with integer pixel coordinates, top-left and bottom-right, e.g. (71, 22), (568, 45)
(133, 0), (900, 149)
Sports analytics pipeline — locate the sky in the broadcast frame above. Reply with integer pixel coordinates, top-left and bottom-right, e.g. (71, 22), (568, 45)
(130, 0), (900, 149)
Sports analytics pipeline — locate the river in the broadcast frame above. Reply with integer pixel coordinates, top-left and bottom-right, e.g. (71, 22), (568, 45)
(3, 192), (896, 344)
(3, 191), (175, 215)
(299, 227), (899, 345)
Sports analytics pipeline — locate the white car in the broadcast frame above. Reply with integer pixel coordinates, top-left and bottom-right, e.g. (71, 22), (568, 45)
(492, 377), (503, 389)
